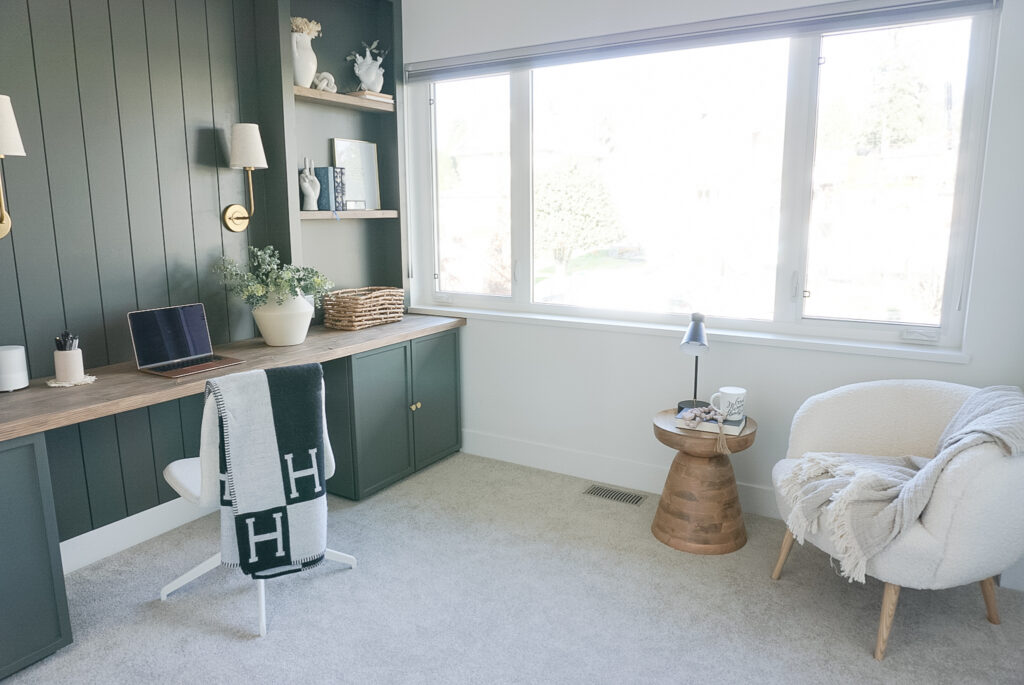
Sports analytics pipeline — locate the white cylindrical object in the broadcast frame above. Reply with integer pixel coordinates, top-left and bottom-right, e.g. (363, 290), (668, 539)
(54, 349), (85, 384)
(229, 123), (268, 169)
(0, 344), (29, 391)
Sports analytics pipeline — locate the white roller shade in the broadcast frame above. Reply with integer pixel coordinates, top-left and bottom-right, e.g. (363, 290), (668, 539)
(405, 0), (997, 81)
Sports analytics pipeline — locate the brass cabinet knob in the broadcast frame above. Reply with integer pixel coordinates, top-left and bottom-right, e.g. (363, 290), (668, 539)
(416, 401), (422, 409)
(409, 404), (417, 411)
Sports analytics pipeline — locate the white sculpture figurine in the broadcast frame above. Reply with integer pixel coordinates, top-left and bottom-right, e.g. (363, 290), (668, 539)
(299, 158), (320, 211)
(312, 71), (337, 93)
(352, 48), (385, 93)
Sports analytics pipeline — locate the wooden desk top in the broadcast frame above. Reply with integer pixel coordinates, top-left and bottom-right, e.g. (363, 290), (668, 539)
(0, 315), (465, 442)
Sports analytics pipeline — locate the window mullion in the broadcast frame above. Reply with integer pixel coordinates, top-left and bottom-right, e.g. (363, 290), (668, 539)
(936, 12), (994, 347)
(774, 34), (821, 324)
(509, 70), (533, 307)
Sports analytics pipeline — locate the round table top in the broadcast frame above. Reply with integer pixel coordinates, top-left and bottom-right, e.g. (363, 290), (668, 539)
(652, 409), (757, 457)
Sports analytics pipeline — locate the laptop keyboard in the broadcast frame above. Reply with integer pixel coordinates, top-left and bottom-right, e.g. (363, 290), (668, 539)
(149, 354), (222, 373)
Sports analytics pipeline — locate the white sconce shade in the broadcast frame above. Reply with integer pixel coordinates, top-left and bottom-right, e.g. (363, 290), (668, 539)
(0, 95), (26, 157)
(228, 123), (267, 169)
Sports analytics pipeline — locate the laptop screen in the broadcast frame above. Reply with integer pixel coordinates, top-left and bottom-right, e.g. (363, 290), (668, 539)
(128, 304), (213, 368)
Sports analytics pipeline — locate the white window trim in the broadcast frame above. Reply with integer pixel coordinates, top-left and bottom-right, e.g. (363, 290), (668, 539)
(404, 9), (998, 354)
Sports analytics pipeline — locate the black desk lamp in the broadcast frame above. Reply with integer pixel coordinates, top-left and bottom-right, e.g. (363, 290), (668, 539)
(677, 312), (710, 412)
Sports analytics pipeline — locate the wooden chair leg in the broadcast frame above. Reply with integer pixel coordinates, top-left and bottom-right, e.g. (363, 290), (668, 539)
(980, 577), (1001, 624)
(874, 583), (901, 660)
(771, 529), (795, 580)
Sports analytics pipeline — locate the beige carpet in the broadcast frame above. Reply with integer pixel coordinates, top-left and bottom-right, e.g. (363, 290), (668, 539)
(9, 453), (1024, 684)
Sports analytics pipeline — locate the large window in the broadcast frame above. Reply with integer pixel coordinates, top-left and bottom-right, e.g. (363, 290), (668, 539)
(414, 12), (992, 346)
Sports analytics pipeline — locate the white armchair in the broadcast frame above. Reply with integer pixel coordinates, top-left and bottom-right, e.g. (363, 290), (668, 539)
(770, 379), (1024, 659)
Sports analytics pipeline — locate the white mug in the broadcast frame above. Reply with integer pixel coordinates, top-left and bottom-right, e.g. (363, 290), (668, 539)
(710, 386), (747, 420)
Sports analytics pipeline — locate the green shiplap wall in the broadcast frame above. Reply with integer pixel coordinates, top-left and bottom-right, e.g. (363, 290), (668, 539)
(0, 0), (261, 540)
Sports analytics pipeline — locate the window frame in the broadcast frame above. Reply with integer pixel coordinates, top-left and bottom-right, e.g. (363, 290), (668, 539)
(405, 9), (997, 350)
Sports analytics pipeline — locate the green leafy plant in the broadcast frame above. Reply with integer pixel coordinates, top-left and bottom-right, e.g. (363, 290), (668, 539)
(215, 245), (333, 308)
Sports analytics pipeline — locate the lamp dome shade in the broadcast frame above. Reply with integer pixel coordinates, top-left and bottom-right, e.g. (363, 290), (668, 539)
(0, 95), (26, 157)
(228, 123), (267, 169)
(679, 312), (708, 356)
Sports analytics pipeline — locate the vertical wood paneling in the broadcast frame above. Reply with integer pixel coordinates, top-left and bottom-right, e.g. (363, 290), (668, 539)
(44, 426), (92, 541)
(0, 163), (27, 349)
(232, 0), (267, 264)
(149, 401), (185, 503)
(114, 409), (159, 515)
(109, 0), (170, 312)
(178, 394), (205, 458)
(70, 0), (139, 364)
(29, 0), (108, 369)
(212, 0), (253, 341)
(178, 0), (230, 345)
(79, 417), (127, 528)
(3, 0), (262, 540)
(0, 0), (66, 377)
(144, 0), (199, 306)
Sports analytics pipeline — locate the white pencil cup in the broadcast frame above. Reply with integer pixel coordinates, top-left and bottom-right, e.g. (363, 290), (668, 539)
(54, 349), (85, 384)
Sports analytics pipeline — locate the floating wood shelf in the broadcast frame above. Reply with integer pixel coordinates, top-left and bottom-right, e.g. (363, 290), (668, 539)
(293, 85), (395, 112)
(300, 209), (399, 220)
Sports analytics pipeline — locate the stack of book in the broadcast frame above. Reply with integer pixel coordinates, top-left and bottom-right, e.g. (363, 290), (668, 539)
(348, 90), (393, 104)
(308, 167), (346, 211)
(675, 410), (746, 435)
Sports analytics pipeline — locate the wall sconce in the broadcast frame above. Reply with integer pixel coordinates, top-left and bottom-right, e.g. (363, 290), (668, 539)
(222, 123), (267, 232)
(0, 94), (27, 241)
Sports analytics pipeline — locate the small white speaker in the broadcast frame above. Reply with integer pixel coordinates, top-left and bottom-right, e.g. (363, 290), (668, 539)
(0, 345), (29, 391)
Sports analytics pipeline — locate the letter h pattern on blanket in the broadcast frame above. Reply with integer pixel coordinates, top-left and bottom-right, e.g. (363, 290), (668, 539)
(211, 363), (331, 579)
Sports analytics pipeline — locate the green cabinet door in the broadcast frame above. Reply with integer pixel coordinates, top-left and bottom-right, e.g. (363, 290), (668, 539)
(0, 434), (72, 679)
(350, 343), (415, 497)
(411, 330), (461, 469)
(323, 357), (358, 500)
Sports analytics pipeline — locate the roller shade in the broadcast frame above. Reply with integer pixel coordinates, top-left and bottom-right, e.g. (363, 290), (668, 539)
(405, 0), (998, 81)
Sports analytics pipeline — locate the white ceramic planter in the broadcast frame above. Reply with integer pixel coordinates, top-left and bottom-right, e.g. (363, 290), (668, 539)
(252, 295), (314, 346)
(291, 32), (317, 88)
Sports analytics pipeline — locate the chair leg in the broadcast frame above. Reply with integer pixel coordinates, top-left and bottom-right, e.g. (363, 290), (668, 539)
(325, 548), (357, 568)
(874, 582), (901, 660)
(257, 578), (267, 637)
(980, 577), (1001, 624)
(160, 553), (222, 600)
(771, 529), (795, 580)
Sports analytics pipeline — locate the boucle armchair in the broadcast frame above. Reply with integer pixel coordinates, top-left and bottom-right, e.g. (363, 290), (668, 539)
(769, 379), (1024, 659)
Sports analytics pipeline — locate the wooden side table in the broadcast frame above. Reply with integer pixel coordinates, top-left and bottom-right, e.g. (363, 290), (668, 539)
(650, 409), (757, 555)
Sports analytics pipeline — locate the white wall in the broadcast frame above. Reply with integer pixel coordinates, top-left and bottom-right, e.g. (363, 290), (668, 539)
(404, 1), (1024, 586)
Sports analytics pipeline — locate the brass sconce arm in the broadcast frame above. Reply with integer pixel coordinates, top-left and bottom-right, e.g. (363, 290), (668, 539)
(222, 166), (256, 232)
(0, 154), (11, 240)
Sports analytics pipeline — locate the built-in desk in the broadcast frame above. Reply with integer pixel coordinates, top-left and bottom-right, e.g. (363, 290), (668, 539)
(0, 315), (465, 442)
(0, 314), (464, 679)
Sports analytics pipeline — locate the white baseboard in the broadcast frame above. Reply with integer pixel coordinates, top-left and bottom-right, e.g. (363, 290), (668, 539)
(60, 498), (214, 574)
(462, 429), (781, 519)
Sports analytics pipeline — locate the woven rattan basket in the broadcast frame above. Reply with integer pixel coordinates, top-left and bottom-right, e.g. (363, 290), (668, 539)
(322, 287), (404, 331)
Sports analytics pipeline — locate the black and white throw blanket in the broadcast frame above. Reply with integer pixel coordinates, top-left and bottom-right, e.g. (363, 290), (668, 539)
(201, 363), (332, 579)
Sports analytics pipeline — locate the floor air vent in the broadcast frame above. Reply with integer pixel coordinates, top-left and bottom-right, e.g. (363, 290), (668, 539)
(583, 484), (646, 506)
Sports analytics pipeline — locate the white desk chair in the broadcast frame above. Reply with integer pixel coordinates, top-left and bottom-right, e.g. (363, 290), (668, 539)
(159, 382), (355, 636)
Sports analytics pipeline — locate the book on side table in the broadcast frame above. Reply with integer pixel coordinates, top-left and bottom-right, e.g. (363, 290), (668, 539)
(675, 411), (747, 435)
